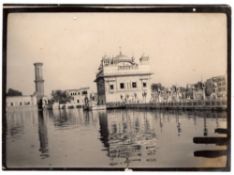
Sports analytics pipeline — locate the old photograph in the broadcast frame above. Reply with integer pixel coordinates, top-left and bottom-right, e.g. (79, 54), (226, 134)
(2, 5), (231, 171)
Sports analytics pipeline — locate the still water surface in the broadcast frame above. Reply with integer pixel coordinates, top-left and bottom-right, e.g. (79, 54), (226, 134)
(6, 109), (227, 168)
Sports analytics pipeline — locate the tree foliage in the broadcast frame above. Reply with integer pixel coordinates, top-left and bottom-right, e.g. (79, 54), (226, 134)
(51, 90), (72, 104)
(151, 83), (164, 92)
(205, 80), (215, 96)
(194, 81), (204, 90)
(6, 88), (23, 96)
(185, 87), (193, 99)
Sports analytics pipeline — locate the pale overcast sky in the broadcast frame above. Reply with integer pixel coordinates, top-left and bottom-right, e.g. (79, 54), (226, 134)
(7, 13), (227, 96)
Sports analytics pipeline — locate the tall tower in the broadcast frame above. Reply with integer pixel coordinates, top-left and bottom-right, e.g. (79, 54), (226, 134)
(34, 63), (44, 101)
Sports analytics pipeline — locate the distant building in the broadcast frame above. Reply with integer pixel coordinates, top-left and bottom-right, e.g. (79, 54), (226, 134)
(184, 84), (194, 100)
(151, 83), (164, 102)
(95, 52), (152, 105)
(6, 95), (37, 110)
(65, 87), (95, 107)
(151, 85), (187, 102)
(192, 81), (206, 100)
(205, 75), (227, 99)
(176, 87), (187, 100)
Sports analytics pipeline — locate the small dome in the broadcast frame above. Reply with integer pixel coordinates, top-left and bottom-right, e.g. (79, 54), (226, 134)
(139, 55), (149, 62)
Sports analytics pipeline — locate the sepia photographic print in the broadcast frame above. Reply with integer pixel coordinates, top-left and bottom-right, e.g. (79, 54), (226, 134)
(2, 4), (231, 171)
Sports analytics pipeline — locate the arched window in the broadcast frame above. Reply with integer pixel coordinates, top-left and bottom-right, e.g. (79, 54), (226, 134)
(143, 82), (147, 88)
(110, 84), (114, 90)
(132, 82), (137, 88)
(120, 83), (125, 89)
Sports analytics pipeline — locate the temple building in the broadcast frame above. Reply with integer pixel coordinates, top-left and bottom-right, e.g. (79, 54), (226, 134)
(94, 52), (152, 105)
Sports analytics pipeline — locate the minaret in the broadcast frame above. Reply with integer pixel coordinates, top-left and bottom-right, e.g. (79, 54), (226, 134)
(34, 63), (44, 102)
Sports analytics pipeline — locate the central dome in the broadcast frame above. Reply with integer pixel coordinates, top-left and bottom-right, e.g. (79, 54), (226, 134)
(114, 51), (129, 60)
(113, 52), (135, 65)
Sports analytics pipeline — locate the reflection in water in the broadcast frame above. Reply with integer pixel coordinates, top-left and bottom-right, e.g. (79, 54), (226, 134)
(193, 114), (197, 126)
(7, 110), (44, 141)
(176, 114), (182, 136)
(99, 111), (158, 167)
(84, 111), (94, 126)
(216, 115), (220, 128)
(99, 112), (109, 148)
(7, 111), (25, 139)
(204, 115), (208, 136)
(52, 110), (70, 128)
(6, 108), (228, 168)
(159, 113), (163, 134)
(50, 109), (96, 129)
(38, 111), (49, 159)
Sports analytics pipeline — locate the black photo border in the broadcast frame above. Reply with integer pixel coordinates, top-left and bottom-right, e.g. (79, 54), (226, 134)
(2, 4), (232, 171)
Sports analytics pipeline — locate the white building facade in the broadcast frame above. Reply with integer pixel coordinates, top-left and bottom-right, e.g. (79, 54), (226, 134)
(95, 52), (152, 105)
(6, 95), (37, 110)
(64, 87), (95, 107)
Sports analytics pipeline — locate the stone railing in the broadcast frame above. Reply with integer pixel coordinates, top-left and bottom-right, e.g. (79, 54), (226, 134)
(106, 99), (227, 111)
